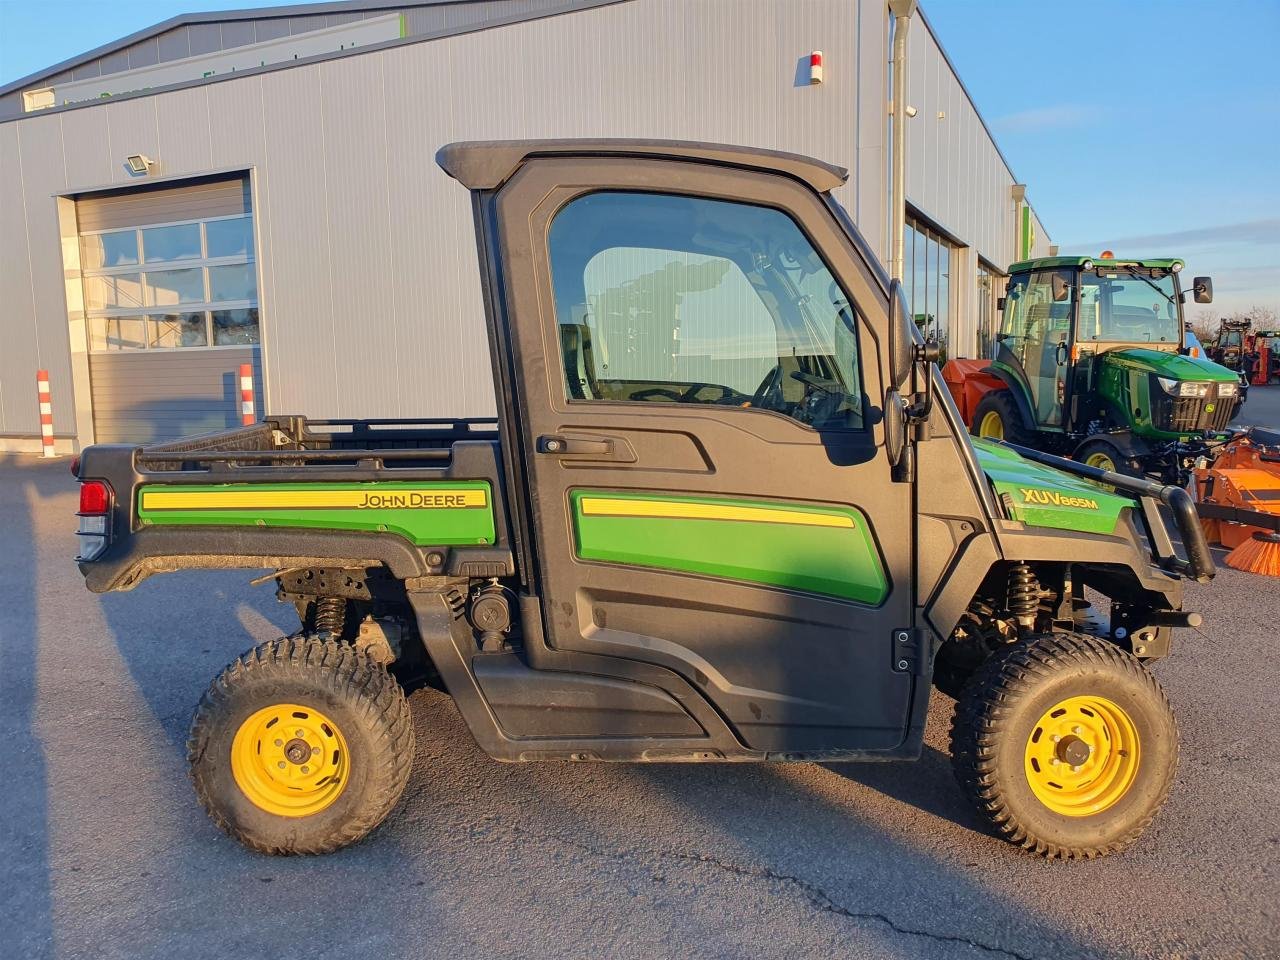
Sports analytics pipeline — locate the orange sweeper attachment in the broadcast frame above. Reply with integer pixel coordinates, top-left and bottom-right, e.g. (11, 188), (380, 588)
(1192, 429), (1280, 576)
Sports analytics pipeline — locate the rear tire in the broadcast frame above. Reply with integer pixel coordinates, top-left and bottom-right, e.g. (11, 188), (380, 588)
(950, 632), (1177, 859)
(971, 390), (1031, 445)
(188, 635), (414, 855)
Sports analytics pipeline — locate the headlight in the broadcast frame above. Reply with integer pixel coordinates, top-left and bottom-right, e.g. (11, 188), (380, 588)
(1217, 381), (1238, 397)
(1157, 377), (1210, 397)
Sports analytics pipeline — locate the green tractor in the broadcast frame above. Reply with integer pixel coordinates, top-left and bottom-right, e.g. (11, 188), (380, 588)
(945, 255), (1241, 482)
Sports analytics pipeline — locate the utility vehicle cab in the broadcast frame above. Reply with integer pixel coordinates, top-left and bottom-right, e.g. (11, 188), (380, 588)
(952, 255), (1240, 481)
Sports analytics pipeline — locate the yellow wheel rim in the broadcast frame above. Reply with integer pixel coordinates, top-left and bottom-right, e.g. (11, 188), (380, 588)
(230, 703), (349, 817)
(1024, 695), (1140, 817)
(978, 410), (1005, 440)
(1084, 451), (1117, 472)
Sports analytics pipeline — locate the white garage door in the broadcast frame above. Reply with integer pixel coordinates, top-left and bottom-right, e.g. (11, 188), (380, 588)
(77, 176), (263, 444)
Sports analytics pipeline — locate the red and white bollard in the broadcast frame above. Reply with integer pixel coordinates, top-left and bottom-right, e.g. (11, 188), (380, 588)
(239, 363), (255, 426)
(37, 369), (56, 457)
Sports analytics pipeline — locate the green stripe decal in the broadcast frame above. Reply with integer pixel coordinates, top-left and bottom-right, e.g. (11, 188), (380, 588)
(137, 481), (496, 546)
(571, 490), (887, 605)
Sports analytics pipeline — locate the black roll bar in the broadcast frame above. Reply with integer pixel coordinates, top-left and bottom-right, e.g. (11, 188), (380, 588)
(1000, 441), (1216, 583)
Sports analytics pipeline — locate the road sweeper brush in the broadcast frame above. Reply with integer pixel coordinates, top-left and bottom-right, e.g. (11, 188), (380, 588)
(1192, 428), (1280, 576)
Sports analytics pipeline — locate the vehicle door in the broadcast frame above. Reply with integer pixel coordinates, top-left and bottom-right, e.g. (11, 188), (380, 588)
(483, 156), (916, 753)
(996, 268), (1072, 428)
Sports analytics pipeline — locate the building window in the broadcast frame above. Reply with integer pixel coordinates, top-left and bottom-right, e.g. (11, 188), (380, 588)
(81, 214), (259, 352)
(547, 191), (866, 432)
(902, 217), (953, 361)
(976, 260), (1004, 359)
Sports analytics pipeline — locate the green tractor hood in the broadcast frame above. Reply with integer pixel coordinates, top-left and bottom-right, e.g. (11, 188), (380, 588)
(972, 438), (1132, 535)
(1100, 347), (1238, 382)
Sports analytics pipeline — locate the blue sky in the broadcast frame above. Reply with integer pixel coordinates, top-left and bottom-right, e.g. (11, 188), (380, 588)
(924, 0), (1280, 320)
(2, 0), (1276, 318)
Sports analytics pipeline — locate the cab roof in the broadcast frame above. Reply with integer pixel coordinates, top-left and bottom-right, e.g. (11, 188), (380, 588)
(1008, 255), (1185, 273)
(435, 139), (849, 193)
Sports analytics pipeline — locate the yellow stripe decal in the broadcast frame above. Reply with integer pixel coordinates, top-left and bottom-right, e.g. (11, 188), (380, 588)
(139, 488), (488, 511)
(577, 496), (854, 529)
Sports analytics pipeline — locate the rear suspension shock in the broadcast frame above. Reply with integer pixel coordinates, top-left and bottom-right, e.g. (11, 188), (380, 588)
(312, 596), (347, 640)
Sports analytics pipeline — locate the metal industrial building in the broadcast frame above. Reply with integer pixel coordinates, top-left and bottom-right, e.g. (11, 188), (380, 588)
(0, 0), (1049, 451)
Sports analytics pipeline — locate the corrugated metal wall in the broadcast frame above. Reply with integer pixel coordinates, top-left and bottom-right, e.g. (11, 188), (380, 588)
(0, 1), (575, 121)
(0, 0), (1041, 438)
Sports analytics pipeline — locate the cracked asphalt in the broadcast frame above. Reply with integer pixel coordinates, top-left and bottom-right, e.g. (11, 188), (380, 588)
(3, 392), (1278, 960)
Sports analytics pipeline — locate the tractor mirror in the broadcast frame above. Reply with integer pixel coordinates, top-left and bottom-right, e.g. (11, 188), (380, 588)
(1193, 276), (1213, 304)
(1052, 272), (1071, 302)
(996, 296), (1007, 311)
(889, 278), (913, 389)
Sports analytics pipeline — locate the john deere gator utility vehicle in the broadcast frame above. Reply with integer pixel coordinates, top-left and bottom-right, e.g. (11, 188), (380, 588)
(944, 255), (1240, 482)
(73, 140), (1213, 861)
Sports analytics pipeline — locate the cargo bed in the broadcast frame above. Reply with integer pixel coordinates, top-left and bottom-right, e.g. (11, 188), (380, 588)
(75, 415), (514, 592)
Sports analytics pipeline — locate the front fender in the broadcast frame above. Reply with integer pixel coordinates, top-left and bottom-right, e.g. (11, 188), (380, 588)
(983, 365), (1038, 432)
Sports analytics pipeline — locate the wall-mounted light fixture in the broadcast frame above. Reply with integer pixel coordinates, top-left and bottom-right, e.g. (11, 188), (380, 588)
(808, 51), (824, 85)
(125, 154), (156, 176)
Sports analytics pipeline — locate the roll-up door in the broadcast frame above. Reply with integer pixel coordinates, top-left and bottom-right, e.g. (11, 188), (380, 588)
(77, 176), (263, 444)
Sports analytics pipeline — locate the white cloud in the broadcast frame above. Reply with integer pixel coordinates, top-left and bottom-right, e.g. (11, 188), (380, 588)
(1064, 218), (1280, 251)
(990, 104), (1092, 133)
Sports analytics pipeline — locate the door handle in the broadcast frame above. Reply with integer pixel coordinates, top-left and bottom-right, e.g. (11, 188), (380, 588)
(537, 434), (613, 456)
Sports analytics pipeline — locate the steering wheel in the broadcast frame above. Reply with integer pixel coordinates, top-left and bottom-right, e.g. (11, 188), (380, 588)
(790, 369), (845, 394)
(751, 365), (785, 410)
(679, 382), (751, 405)
(629, 387), (685, 402)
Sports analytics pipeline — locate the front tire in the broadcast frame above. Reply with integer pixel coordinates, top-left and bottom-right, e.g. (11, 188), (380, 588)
(950, 632), (1177, 859)
(1074, 437), (1142, 477)
(188, 635), (415, 855)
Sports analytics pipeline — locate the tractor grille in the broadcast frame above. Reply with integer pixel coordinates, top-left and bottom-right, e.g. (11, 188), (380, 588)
(1152, 390), (1237, 433)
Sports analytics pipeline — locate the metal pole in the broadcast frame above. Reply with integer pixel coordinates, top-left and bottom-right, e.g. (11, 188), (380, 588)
(888, 0), (917, 283)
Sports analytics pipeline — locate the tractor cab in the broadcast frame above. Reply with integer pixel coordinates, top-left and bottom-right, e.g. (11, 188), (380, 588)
(946, 254), (1241, 482)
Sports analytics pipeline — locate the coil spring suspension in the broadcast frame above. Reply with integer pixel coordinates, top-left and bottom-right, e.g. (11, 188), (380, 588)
(312, 596), (347, 640)
(1007, 563), (1039, 628)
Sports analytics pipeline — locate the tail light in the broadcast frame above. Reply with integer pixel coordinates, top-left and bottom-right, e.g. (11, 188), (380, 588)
(76, 479), (113, 561)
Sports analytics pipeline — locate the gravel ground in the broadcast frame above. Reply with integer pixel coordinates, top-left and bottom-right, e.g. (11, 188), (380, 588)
(2, 396), (1278, 960)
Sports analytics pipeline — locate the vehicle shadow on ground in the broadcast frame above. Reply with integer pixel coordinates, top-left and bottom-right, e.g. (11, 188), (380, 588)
(822, 743), (988, 832)
(0, 457), (55, 957)
(98, 570), (298, 754)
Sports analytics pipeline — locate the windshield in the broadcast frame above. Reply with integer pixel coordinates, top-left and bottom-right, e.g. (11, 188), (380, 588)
(1077, 268), (1181, 344)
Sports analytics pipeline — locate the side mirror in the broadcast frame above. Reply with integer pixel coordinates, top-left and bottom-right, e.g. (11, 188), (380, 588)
(996, 296), (1007, 311)
(1193, 276), (1213, 304)
(888, 278), (912, 389)
(1051, 272), (1071, 302)
(884, 390), (906, 467)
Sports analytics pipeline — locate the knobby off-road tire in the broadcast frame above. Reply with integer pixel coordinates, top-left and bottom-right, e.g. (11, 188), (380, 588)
(950, 632), (1177, 860)
(188, 635), (415, 855)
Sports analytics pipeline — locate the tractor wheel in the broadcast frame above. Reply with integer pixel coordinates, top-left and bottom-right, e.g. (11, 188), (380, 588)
(971, 390), (1029, 445)
(1074, 438), (1142, 477)
(188, 635), (415, 855)
(950, 632), (1177, 860)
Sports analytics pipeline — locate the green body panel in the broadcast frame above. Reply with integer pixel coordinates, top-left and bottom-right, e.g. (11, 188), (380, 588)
(1096, 347), (1237, 440)
(136, 481), (496, 545)
(1008, 255), (1185, 273)
(569, 490), (889, 605)
(972, 439), (1132, 534)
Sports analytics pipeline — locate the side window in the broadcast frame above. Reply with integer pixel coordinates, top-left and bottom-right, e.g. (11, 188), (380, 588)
(1000, 270), (1072, 349)
(548, 191), (865, 431)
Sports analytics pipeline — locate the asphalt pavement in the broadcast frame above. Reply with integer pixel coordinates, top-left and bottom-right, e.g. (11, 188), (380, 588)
(2, 392), (1279, 960)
